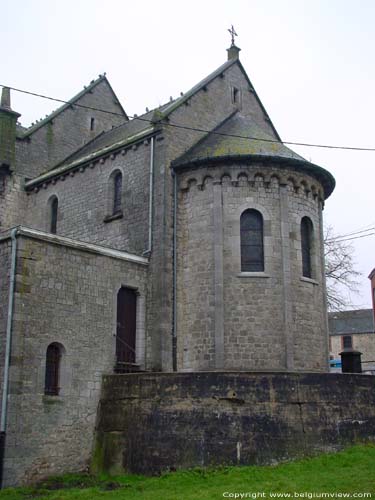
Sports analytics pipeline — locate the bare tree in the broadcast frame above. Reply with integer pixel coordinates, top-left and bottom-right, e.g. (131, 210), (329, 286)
(324, 226), (361, 311)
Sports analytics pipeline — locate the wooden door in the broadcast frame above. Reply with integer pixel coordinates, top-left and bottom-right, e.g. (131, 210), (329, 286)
(116, 287), (137, 364)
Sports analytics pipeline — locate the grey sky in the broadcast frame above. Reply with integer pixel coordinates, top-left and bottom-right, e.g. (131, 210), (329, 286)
(2, 0), (374, 307)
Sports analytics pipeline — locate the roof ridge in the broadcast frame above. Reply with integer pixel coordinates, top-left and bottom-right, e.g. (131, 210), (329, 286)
(153, 57), (281, 143)
(156, 58), (237, 120)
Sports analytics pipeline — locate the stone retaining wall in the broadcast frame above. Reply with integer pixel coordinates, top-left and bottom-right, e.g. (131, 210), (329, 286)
(93, 372), (375, 475)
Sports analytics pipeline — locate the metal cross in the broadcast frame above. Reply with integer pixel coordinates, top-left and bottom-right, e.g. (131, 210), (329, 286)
(228, 25), (238, 46)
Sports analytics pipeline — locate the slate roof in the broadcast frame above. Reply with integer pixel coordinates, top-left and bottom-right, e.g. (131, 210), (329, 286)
(57, 55), (282, 170)
(328, 309), (375, 335)
(17, 75), (127, 139)
(59, 111), (156, 166)
(172, 111), (336, 199)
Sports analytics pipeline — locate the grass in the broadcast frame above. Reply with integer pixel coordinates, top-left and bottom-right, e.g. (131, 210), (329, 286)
(1, 444), (374, 500)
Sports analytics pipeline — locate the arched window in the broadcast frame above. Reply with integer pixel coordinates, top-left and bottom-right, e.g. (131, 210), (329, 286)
(113, 172), (122, 215)
(301, 216), (313, 278)
(44, 343), (62, 396)
(240, 209), (264, 272)
(49, 196), (58, 234)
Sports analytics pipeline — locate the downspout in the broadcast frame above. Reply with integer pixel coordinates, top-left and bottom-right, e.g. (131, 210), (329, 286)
(0, 227), (18, 488)
(172, 170), (177, 371)
(144, 136), (155, 255)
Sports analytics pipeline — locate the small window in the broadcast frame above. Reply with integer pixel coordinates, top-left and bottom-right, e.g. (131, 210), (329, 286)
(240, 209), (264, 272)
(113, 171), (122, 214)
(44, 343), (62, 396)
(90, 117), (95, 131)
(231, 86), (241, 105)
(342, 335), (353, 349)
(49, 196), (58, 234)
(301, 217), (313, 278)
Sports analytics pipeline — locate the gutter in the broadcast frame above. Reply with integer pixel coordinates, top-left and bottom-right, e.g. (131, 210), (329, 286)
(172, 171), (177, 371)
(0, 227), (18, 488)
(144, 136), (155, 255)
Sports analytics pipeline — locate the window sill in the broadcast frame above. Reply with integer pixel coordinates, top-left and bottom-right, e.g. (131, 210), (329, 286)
(300, 276), (319, 285)
(237, 272), (270, 278)
(42, 394), (63, 404)
(103, 211), (123, 223)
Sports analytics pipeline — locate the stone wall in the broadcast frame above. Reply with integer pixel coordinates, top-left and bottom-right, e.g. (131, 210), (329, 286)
(146, 61), (278, 371)
(24, 139), (152, 255)
(94, 371), (375, 475)
(0, 239), (11, 397)
(176, 163), (328, 371)
(0, 173), (28, 231)
(0, 230), (148, 486)
(15, 78), (126, 178)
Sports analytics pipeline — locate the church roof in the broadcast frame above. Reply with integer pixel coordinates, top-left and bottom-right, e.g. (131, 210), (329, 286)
(157, 57), (281, 141)
(172, 111), (336, 199)
(17, 75), (128, 139)
(58, 112), (155, 166)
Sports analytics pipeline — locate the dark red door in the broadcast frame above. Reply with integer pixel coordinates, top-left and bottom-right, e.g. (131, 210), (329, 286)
(116, 287), (137, 364)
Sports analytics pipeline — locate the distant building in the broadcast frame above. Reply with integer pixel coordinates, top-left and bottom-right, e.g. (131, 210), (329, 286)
(328, 270), (375, 372)
(369, 267), (375, 324)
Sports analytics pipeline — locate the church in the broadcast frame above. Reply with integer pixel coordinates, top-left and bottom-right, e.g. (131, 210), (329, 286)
(0, 41), (342, 485)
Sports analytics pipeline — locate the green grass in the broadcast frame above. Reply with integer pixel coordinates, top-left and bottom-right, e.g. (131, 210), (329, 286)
(1, 445), (374, 500)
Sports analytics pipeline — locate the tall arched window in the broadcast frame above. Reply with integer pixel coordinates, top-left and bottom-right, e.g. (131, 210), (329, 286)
(240, 209), (264, 272)
(44, 343), (63, 396)
(301, 216), (313, 278)
(113, 171), (122, 215)
(49, 196), (58, 234)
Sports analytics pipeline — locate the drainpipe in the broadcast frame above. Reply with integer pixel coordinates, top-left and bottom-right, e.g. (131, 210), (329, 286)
(144, 136), (155, 255)
(172, 170), (177, 371)
(0, 227), (18, 488)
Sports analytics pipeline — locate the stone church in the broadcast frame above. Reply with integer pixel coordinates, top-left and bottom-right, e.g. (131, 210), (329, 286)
(0, 43), (338, 485)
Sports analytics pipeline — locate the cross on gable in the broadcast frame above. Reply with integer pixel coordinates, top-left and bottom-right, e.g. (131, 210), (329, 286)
(228, 25), (238, 46)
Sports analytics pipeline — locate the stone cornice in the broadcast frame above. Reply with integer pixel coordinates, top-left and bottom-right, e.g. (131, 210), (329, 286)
(0, 226), (149, 266)
(172, 154), (335, 199)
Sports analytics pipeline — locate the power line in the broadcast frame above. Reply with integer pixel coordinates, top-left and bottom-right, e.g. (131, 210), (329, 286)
(326, 226), (375, 242)
(327, 232), (375, 243)
(3, 83), (375, 153)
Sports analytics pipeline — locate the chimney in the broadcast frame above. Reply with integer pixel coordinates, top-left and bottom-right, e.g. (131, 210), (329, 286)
(0, 87), (21, 169)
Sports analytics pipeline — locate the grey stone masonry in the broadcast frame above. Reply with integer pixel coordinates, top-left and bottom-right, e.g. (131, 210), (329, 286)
(15, 78), (126, 179)
(0, 228), (148, 486)
(94, 372), (375, 475)
(176, 163), (328, 372)
(24, 137), (153, 255)
(147, 61), (278, 371)
(0, 47), (338, 486)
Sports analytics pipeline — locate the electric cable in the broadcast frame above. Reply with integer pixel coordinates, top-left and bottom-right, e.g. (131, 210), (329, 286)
(3, 83), (375, 153)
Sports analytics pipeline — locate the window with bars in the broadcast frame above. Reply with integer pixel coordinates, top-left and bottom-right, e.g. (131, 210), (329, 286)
(44, 343), (62, 396)
(113, 172), (122, 214)
(301, 216), (313, 278)
(240, 209), (264, 272)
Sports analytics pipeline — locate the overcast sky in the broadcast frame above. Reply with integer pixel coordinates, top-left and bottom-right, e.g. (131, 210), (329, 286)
(2, 0), (374, 308)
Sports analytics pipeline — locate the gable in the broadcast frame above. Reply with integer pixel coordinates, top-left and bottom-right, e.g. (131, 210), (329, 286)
(158, 58), (281, 142)
(15, 76), (128, 178)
